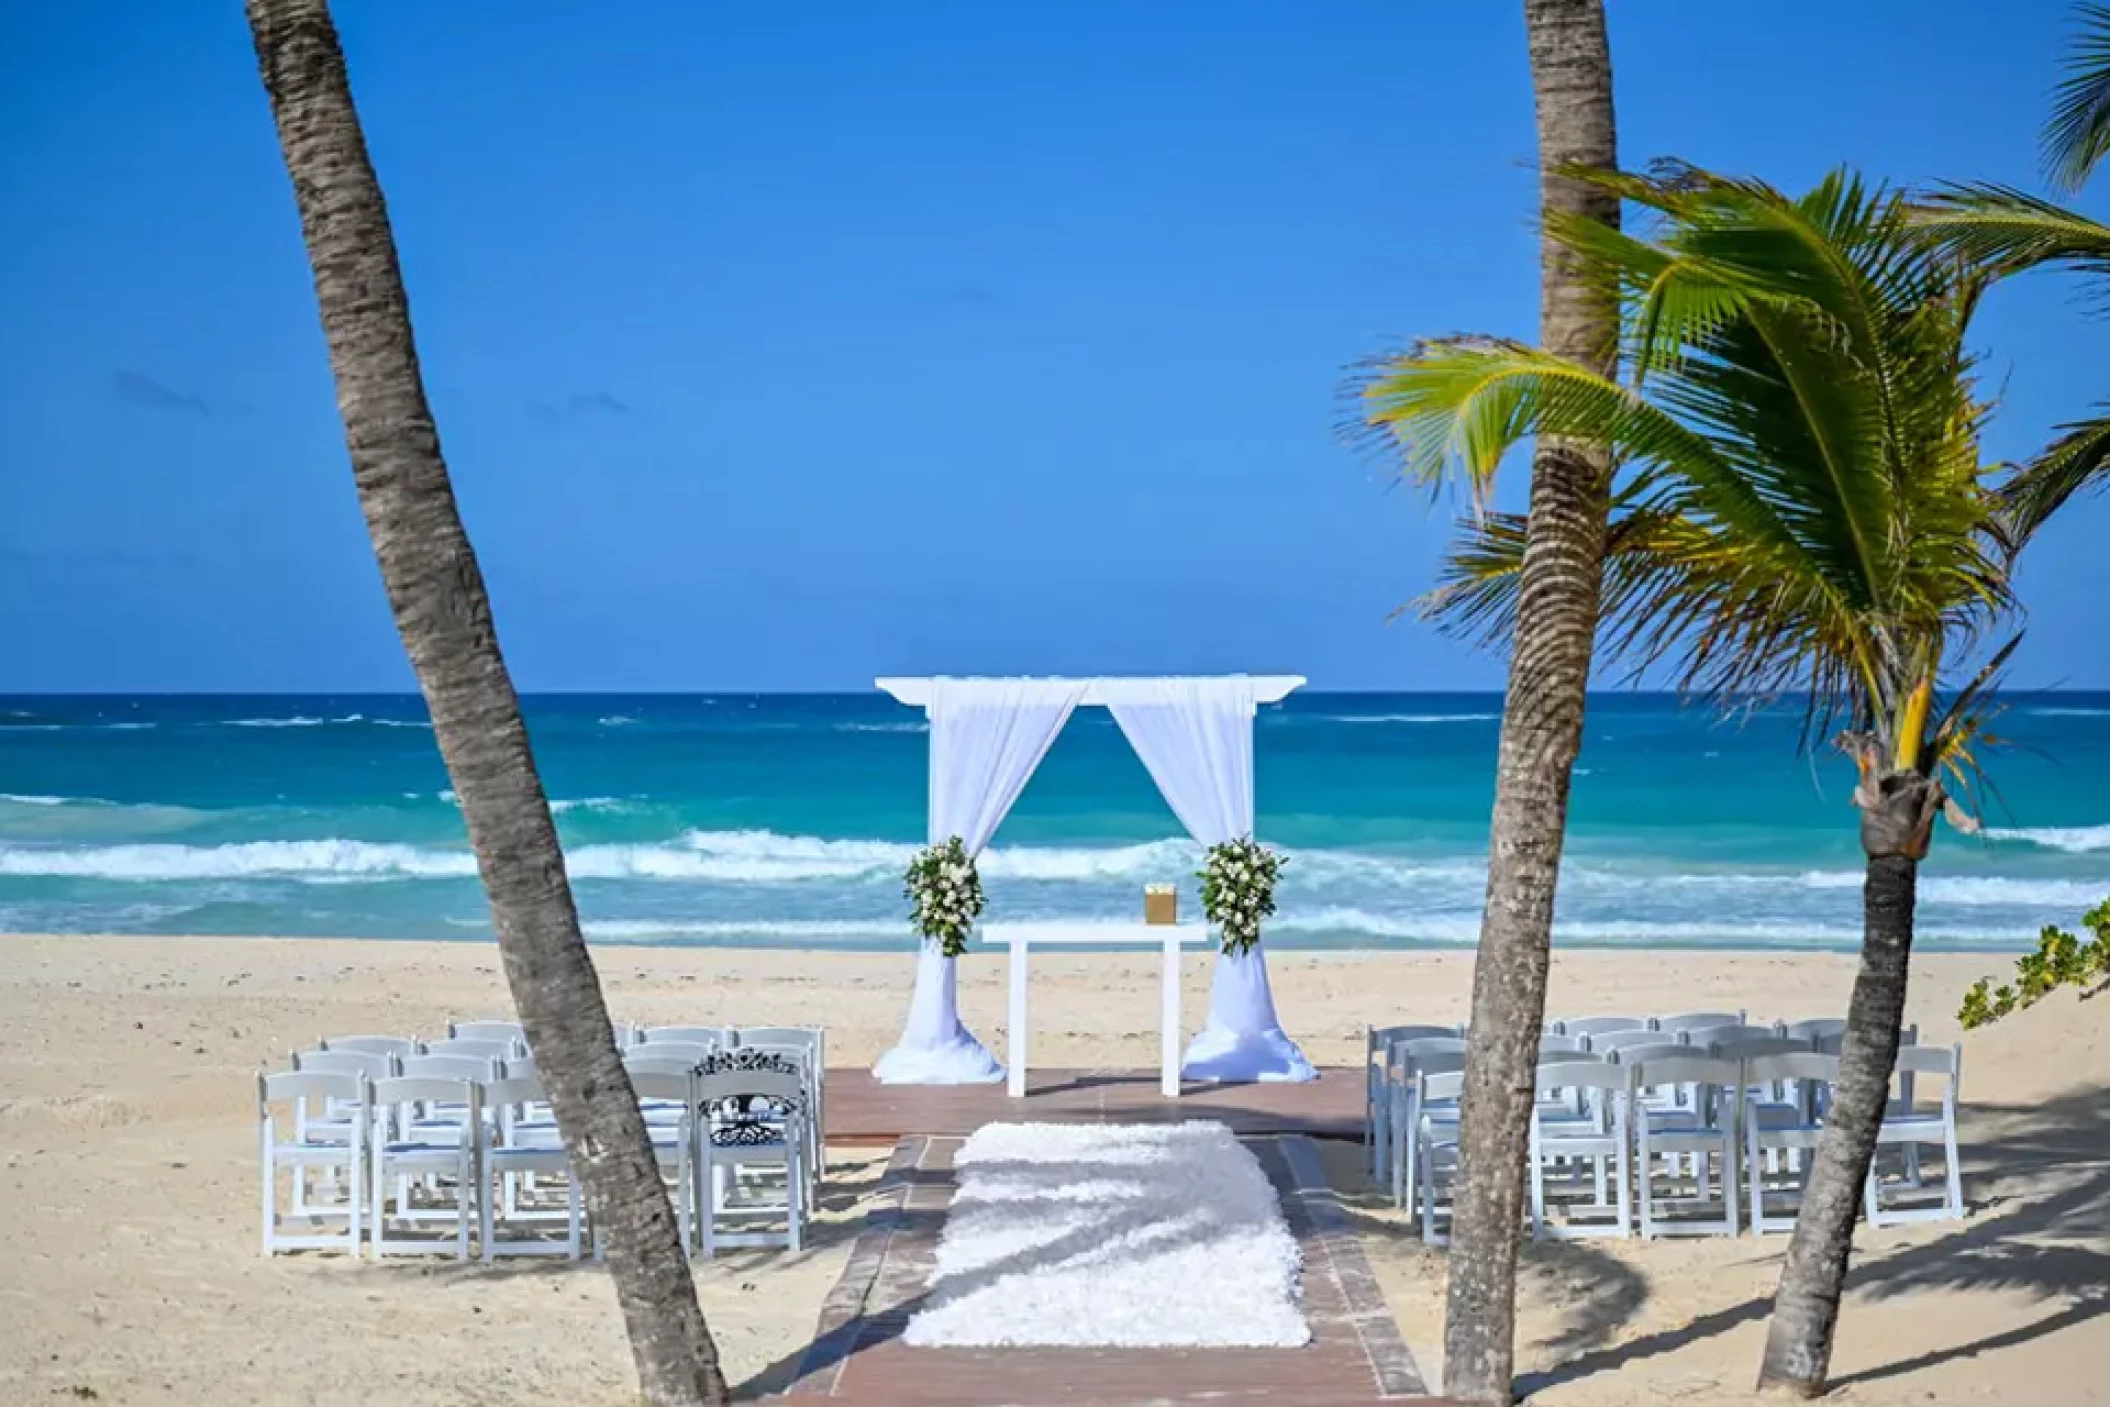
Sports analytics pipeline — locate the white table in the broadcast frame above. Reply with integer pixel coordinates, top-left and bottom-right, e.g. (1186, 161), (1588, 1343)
(983, 921), (1210, 1099)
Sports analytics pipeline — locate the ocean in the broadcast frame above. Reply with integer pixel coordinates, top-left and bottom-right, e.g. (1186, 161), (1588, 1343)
(1, 692), (2105, 952)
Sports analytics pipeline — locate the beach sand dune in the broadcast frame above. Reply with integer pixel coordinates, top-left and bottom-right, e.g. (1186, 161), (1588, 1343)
(0, 935), (2102, 1404)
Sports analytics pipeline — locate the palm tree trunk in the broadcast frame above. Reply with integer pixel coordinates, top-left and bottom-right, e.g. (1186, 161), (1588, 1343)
(1758, 771), (1935, 1396)
(1440, 3), (1618, 1403)
(245, 4), (728, 1404)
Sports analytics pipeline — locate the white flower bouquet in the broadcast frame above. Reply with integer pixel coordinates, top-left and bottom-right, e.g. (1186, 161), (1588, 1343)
(1197, 836), (1284, 956)
(905, 835), (985, 958)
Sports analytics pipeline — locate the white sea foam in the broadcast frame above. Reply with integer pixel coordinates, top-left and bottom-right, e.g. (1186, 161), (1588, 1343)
(1270, 907), (2043, 947)
(0, 838), (478, 881)
(1986, 824), (2110, 854)
(223, 714), (375, 728)
(835, 722), (929, 733)
(2025, 707), (2110, 718)
(549, 796), (634, 815)
(584, 918), (903, 941)
(0, 794), (78, 807)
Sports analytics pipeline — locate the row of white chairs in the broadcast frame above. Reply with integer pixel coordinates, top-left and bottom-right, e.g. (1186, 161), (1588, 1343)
(1378, 1038), (1962, 1242)
(1365, 1012), (1891, 1174)
(262, 1024), (825, 1261)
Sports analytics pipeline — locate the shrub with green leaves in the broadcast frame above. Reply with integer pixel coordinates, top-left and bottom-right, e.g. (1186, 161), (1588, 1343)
(905, 835), (984, 958)
(1959, 898), (2110, 1029)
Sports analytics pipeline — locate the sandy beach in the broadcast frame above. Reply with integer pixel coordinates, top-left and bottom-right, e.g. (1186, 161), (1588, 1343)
(1, 934), (2103, 1405)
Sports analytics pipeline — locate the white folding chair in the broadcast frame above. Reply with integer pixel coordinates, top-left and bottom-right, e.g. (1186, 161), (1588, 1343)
(694, 1067), (809, 1257)
(449, 1019), (525, 1044)
(319, 1035), (416, 1058)
(1679, 1023), (1779, 1050)
(1744, 1052), (1839, 1234)
(1630, 1055), (1741, 1238)
(1865, 1044), (1964, 1225)
(1654, 1010), (1746, 1036)
(1411, 1064), (1468, 1243)
(1384, 1038), (1468, 1207)
(1779, 1018), (1846, 1046)
(478, 1075), (582, 1259)
(1537, 1033), (1588, 1054)
(1529, 1060), (1631, 1241)
(368, 1076), (478, 1258)
(626, 1069), (701, 1253)
(1587, 1029), (1680, 1058)
(419, 1037), (518, 1062)
(1557, 1016), (1649, 1041)
(1364, 1024), (1462, 1171)
(639, 1026), (731, 1050)
(259, 1070), (366, 1256)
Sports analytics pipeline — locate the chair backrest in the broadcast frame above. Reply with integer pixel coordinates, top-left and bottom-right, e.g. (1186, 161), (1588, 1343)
(1709, 1035), (1807, 1061)
(260, 1069), (364, 1111)
(1368, 1023), (1459, 1057)
(1780, 1018), (1846, 1042)
(396, 1053), (501, 1082)
(639, 1026), (729, 1049)
(1680, 1023), (1778, 1049)
(420, 1037), (516, 1060)
(1411, 1051), (1468, 1088)
(370, 1076), (480, 1122)
(694, 1069), (806, 1109)
(625, 1043), (709, 1071)
(1535, 1060), (1629, 1097)
(448, 1020), (525, 1044)
(1421, 1067), (1467, 1102)
(1605, 1042), (1688, 1067)
(626, 1069), (693, 1106)
(1537, 1033), (1588, 1054)
(503, 1056), (539, 1084)
(1587, 1029), (1673, 1055)
(291, 1048), (390, 1079)
(1393, 1035), (1469, 1060)
(1892, 1042), (1960, 1103)
(1558, 1016), (1649, 1038)
(482, 1075), (547, 1109)
(1806, 1022), (1917, 1057)
(320, 1034), (416, 1057)
(732, 1026), (821, 1051)
(1653, 1010), (1746, 1034)
(1630, 1054), (1741, 1091)
(1743, 1051), (1842, 1086)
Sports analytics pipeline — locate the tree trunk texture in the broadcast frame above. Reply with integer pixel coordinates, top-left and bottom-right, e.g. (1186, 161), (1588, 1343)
(1441, 3), (1619, 1403)
(244, 4), (729, 1403)
(1758, 771), (1937, 1396)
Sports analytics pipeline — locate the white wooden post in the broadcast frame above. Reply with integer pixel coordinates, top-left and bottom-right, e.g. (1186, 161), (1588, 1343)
(1160, 931), (1184, 1097)
(1006, 931), (1029, 1099)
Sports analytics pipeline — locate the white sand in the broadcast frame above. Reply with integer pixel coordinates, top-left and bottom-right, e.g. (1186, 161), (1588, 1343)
(0, 935), (2102, 1404)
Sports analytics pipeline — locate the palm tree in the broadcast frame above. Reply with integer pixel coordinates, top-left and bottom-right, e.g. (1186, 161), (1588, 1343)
(244, 4), (729, 1404)
(1390, 3), (1620, 1401)
(1364, 165), (2034, 1398)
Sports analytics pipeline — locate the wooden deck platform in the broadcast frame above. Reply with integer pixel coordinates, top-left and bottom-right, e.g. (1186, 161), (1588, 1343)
(822, 1066), (1364, 1142)
(772, 1132), (1445, 1407)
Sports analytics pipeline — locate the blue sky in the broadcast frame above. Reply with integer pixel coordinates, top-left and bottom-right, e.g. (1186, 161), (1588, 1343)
(3, 1), (2108, 691)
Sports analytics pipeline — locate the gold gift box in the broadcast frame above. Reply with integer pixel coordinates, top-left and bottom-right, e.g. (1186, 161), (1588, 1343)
(1144, 884), (1179, 926)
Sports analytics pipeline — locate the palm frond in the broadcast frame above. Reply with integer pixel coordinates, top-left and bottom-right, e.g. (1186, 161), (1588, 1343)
(1914, 185), (2110, 279)
(2000, 407), (2110, 545)
(2047, 3), (2110, 192)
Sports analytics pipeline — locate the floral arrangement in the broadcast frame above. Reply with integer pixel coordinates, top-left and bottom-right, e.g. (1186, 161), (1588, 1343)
(906, 835), (985, 958)
(1197, 836), (1284, 956)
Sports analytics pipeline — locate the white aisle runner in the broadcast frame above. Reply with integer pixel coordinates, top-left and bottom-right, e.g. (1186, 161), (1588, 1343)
(902, 1121), (1310, 1348)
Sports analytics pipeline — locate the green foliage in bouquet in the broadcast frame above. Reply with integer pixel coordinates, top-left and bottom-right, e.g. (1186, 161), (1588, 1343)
(906, 835), (984, 959)
(1198, 836), (1284, 957)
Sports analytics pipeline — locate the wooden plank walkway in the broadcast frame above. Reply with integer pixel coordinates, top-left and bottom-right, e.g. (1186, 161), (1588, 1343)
(769, 1132), (1449, 1407)
(823, 1066), (1365, 1142)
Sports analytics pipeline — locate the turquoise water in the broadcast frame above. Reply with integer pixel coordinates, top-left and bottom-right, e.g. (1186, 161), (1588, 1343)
(1, 692), (2105, 951)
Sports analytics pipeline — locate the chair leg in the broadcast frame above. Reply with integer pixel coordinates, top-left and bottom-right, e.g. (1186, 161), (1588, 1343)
(1943, 1122), (1964, 1218)
(1528, 1129), (1546, 1242)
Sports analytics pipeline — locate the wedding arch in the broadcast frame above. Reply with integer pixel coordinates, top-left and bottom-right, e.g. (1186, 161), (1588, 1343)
(869, 674), (1316, 1087)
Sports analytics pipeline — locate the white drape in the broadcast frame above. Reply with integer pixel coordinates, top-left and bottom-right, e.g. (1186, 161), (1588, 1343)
(873, 677), (1087, 1084)
(1107, 677), (1315, 1083)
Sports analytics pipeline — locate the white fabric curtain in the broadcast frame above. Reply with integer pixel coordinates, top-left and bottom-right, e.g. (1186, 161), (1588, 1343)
(1107, 677), (1314, 1083)
(873, 678), (1087, 1084)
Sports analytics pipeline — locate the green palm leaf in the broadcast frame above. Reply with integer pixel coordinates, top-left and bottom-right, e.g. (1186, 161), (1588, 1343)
(2047, 3), (2110, 192)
